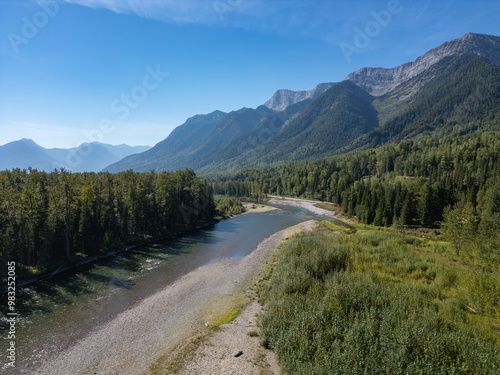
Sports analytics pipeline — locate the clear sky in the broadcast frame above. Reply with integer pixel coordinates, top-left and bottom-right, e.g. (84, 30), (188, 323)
(1, 0), (499, 148)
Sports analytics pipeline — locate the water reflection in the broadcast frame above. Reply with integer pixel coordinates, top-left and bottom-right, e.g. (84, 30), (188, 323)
(1, 205), (321, 374)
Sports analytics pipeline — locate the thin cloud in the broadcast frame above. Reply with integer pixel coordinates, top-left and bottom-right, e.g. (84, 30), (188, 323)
(60, 0), (355, 44)
(10, 121), (78, 134)
(61, 0), (244, 24)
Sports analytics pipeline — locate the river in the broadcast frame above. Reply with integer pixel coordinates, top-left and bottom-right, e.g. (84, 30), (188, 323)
(0, 204), (320, 374)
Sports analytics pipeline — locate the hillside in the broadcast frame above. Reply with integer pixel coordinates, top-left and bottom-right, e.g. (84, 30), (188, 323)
(346, 32), (500, 95)
(346, 54), (500, 151)
(105, 33), (500, 173)
(208, 81), (378, 171)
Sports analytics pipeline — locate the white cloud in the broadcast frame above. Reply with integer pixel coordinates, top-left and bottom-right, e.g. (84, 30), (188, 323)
(59, 0), (353, 44)
(61, 0), (249, 25)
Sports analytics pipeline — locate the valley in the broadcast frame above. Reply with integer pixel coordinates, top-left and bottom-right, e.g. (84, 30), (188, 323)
(1, 31), (500, 374)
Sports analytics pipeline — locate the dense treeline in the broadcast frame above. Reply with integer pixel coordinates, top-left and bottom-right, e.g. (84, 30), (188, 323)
(211, 129), (500, 229)
(0, 168), (215, 279)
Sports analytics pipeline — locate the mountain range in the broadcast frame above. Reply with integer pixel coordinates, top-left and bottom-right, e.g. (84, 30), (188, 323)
(105, 33), (500, 174)
(4, 33), (498, 174)
(0, 139), (150, 173)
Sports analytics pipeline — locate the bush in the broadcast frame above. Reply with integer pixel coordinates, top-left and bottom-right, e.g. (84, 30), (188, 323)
(214, 195), (245, 216)
(259, 233), (500, 374)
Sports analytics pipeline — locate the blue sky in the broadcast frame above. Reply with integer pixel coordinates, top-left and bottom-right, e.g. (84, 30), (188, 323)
(1, 0), (499, 148)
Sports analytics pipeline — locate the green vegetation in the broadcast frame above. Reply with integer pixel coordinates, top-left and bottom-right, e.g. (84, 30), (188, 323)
(258, 231), (500, 374)
(208, 56), (500, 232)
(0, 168), (215, 281)
(214, 195), (246, 216)
(317, 220), (352, 234)
(247, 330), (259, 337)
(213, 305), (242, 327)
(212, 129), (500, 229)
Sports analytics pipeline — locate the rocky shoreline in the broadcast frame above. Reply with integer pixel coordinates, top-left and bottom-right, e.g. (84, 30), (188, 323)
(267, 196), (335, 217)
(32, 200), (330, 374)
(31, 208), (289, 374)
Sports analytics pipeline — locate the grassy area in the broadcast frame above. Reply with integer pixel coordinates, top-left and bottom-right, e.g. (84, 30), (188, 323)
(317, 220), (353, 234)
(313, 202), (338, 212)
(258, 229), (500, 374)
(213, 305), (242, 327)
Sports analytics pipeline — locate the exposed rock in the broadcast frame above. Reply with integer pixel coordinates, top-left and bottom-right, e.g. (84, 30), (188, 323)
(345, 33), (500, 96)
(264, 82), (335, 111)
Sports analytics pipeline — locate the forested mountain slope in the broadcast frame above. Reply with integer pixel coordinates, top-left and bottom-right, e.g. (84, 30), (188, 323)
(106, 106), (275, 172)
(346, 55), (500, 151)
(225, 81), (378, 168)
(105, 33), (500, 173)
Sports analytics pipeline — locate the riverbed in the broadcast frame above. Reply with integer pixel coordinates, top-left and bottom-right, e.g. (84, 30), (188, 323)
(1, 204), (321, 374)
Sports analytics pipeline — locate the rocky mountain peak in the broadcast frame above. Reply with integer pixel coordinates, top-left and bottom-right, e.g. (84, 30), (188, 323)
(345, 33), (500, 96)
(264, 82), (335, 111)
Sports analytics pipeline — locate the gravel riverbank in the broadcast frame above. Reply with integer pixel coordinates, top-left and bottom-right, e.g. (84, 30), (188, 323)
(268, 196), (335, 217)
(32, 211), (310, 375)
(179, 220), (320, 375)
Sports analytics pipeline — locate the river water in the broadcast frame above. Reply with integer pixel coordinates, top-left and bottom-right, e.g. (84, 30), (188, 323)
(1, 205), (319, 374)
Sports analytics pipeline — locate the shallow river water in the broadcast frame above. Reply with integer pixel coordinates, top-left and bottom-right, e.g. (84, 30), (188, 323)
(0, 205), (320, 374)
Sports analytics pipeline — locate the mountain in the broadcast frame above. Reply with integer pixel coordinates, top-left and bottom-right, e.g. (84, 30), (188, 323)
(0, 140), (150, 172)
(264, 83), (335, 111)
(104, 111), (229, 172)
(345, 33), (500, 96)
(0, 139), (56, 171)
(347, 54), (500, 151)
(205, 81), (378, 171)
(105, 32), (500, 174)
(106, 106), (276, 172)
(200, 99), (315, 170)
(47, 142), (150, 173)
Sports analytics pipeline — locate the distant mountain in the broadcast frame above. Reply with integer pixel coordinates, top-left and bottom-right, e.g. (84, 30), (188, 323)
(346, 54), (500, 152)
(345, 33), (500, 96)
(264, 83), (335, 111)
(0, 140), (150, 172)
(206, 81), (378, 171)
(0, 139), (56, 171)
(105, 32), (500, 173)
(106, 106), (276, 172)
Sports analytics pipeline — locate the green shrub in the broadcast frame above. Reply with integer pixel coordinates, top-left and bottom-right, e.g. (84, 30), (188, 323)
(214, 195), (245, 216)
(259, 233), (500, 374)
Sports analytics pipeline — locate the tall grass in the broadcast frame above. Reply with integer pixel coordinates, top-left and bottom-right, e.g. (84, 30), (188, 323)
(259, 232), (500, 374)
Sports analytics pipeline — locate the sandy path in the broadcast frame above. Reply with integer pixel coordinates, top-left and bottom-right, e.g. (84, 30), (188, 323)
(32, 217), (309, 375)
